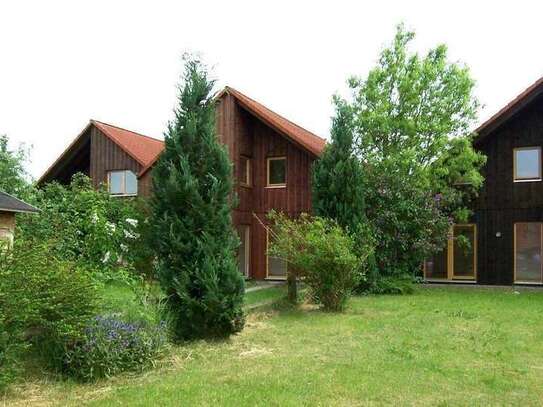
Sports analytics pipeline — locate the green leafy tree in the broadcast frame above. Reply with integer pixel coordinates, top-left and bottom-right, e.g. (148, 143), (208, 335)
(151, 57), (244, 340)
(0, 135), (32, 200)
(338, 24), (486, 283)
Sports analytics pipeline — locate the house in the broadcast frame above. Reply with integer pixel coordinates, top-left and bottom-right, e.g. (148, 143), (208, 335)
(424, 76), (543, 285)
(38, 87), (326, 280)
(0, 191), (39, 246)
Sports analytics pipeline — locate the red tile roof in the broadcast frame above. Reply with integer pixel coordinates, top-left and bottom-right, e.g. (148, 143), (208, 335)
(139, 86), (326, 177)
(91, 120), (164, 166)
(224, 87), (326, 157)
(475, 76), (543, 144)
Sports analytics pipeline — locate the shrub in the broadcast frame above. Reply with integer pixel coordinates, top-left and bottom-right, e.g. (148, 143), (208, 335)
(18, 174), (150, 282)
(0, 241), (99, 387)
(0, 319), (25, 393)
(63, 315), (168, 381)
(269, 213), (369, 312)
(368, 275), (416, 295)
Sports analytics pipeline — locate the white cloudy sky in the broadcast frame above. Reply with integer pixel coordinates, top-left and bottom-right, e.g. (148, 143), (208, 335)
(1, 1), (543, 178)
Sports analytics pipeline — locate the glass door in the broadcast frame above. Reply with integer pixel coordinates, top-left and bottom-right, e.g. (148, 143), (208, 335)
(237, 226), (250, 278)
(452, 225), (476, 280)
(424, 224), (476, 281)
(514, 223), (542, 283)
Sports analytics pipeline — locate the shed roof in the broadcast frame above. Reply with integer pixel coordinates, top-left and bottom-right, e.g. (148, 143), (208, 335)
(0, 191), (39, 214)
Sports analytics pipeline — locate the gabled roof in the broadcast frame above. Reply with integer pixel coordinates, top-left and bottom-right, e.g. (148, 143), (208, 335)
(139, 86), (326, 177)
(221, 87), (326, 157)
(0, 191), (39, 214)
(475, 76), (543, 144)
(38, 120), (164, 185)
(91, 120), (164, 167)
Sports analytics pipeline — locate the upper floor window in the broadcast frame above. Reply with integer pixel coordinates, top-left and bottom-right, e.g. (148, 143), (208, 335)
(267, 157), (286, 187)
(108, 170), (138, 196)
(514, 147), (541, 182)
(239, 156), (252, 187)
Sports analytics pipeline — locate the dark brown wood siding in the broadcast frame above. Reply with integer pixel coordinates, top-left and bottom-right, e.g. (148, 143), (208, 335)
(474, 94), (543, 285)
(89, 126), (142, 192)
(216, 95), (316, 279)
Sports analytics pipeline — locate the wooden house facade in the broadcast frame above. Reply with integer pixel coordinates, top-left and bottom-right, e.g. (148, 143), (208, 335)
(424, 77), (543, 285)
(39, 87), (326, 280)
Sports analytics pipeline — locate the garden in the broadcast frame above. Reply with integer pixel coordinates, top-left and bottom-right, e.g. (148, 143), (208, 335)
(0, 25), (526, 405)
(7, 286), (543, 406)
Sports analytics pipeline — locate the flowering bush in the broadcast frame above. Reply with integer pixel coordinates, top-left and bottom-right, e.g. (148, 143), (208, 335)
(18, 174), (152, 282)
(63, 315), (168, 381)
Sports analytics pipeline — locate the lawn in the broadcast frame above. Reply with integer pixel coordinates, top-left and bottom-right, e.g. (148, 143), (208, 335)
(8, 287), (543, 406)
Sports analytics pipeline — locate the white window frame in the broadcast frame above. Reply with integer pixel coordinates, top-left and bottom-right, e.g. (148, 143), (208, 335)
(107, 170), (138, 196)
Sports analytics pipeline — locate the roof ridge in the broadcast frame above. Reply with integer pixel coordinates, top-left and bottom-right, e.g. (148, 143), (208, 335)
(476, 75), (543, 138)
(225, 87), (326, 143)
(91, 120), (163, 144)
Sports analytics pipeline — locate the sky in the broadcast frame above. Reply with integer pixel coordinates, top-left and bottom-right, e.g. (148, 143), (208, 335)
(1, 1), (543, 178)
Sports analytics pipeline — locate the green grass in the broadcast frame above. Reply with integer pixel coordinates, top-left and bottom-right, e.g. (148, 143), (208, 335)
(9, 287), (543, 406)
(244, 285), (287, 308)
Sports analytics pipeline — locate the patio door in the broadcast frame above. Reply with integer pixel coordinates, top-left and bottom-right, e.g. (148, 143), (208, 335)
(424, 224), (477, 281)
(237, 226), (250, 278)
(514, 223), (543, 283)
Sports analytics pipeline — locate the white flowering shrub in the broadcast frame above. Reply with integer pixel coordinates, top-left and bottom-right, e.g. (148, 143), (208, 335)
(18, 174), (151, 281)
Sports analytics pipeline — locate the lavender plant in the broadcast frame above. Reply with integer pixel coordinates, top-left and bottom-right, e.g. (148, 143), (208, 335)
(63, 315), (168, 381)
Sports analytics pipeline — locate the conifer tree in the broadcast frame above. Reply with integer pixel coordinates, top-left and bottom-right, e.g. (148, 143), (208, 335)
(151, 57), (244, 340)
(312, 99), (366, 232)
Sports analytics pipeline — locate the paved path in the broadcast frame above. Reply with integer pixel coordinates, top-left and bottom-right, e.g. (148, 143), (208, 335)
(245, 281), (285, 293)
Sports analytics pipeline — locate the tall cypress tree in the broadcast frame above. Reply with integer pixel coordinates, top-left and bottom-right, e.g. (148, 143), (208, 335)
(151, 57), (244, 340)
(312, 100), (366, 231)
(312, 100), (376, 286)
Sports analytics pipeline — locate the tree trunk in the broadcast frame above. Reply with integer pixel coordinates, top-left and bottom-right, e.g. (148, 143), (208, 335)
(287, 269), (297, 304)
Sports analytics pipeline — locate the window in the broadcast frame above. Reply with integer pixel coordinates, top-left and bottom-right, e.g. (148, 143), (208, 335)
(267, 157), (286, 187)
(424, 224), (476, 281)
(266, 230), (287, 279)
(237, 226), (250, 277)
(239, 156), (251, 187)
(107, 170), (138, 196)
(514, 147), (541, 182)
(515, 223), (543, 283)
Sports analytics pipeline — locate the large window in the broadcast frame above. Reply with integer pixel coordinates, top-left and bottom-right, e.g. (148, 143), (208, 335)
(424, 224), (476, 281)
(267, 157), (286, 187)
(515, 223), (543, 283)
(239, 156), (252, 187)
(514, 147), (541, 182)
(108, 170), (138, 196)
(237, 226), (250, 277)
(266, 230), (287, 279)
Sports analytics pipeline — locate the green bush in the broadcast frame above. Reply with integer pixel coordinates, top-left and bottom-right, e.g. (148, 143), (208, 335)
(0, 241), (99, 381)
(63, 314), (168, 381)
(269, 213), (369, 312)
(367, 275), (416, 295)
(18, 174), (151, 282)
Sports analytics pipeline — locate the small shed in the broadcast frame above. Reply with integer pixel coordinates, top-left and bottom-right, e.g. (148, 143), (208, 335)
(0, 191), (39, 246)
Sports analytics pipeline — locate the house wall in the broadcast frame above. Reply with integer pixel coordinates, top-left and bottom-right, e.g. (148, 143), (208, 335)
(89, 126), (143, 193)
(0, 211), (15, 247)
(216, 94), (316, 279)
(474, 94), (543, 285)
